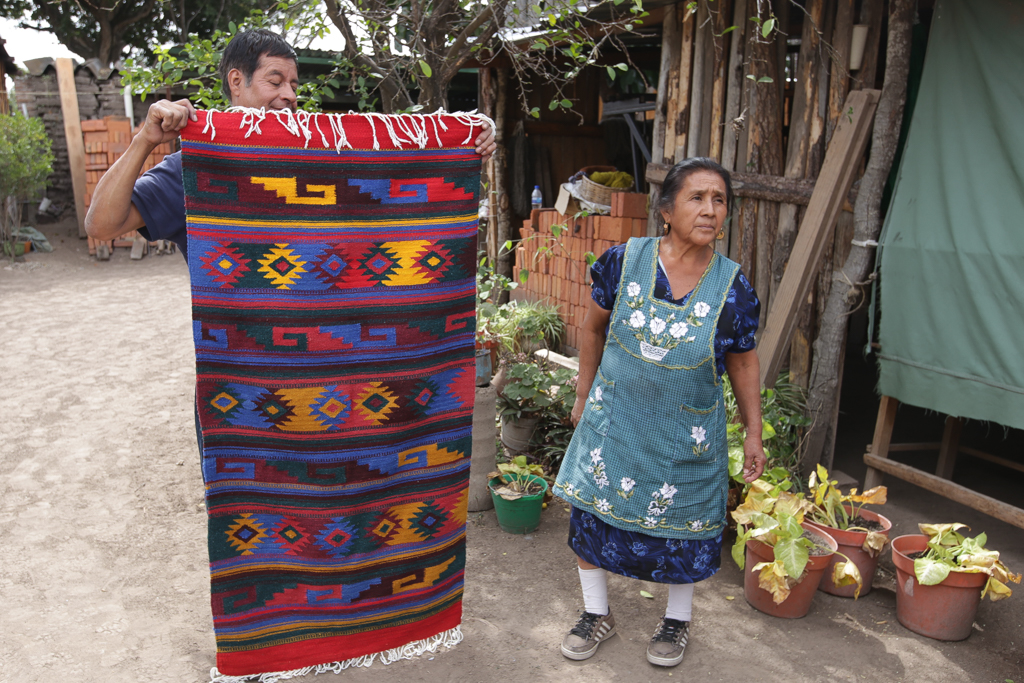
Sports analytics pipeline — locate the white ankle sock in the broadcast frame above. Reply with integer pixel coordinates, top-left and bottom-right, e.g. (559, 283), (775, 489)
(665, 583), (694, 622)
(578, 566), (609, 616)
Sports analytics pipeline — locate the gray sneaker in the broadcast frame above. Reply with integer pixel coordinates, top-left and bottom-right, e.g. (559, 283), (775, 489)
(560, 610), (616, 660)
(646, 617), (689, 666)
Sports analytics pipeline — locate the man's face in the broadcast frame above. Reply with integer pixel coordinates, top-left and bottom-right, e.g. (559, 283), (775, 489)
(228, 55), (299, 112)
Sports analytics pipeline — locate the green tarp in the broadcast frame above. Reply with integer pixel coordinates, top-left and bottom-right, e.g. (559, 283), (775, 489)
(877, 0), (1024, 429)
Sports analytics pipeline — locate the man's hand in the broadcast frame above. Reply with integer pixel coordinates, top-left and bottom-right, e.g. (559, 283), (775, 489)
(139, 98), (198, 148)
(475, 122), (497, 161)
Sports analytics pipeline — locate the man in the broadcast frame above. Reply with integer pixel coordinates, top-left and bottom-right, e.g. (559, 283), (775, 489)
(85, 28), (496, 261)
(85, 29), (495, 453)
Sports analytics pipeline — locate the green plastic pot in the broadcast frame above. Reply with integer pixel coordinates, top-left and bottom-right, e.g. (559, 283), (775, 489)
(489, 474), (548, 534)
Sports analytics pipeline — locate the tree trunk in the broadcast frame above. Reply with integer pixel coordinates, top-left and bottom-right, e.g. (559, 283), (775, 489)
(802, 0), (915, 473)
(647, 2), (677, 237)
(494, 69), (512, 282)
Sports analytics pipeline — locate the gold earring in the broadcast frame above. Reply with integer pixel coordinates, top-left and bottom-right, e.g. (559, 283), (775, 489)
(716, 230), (725, 240)
(663, 222), (670, 236)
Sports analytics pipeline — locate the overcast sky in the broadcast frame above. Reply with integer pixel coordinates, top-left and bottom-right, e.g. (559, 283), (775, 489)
(1, 17), (78, 67)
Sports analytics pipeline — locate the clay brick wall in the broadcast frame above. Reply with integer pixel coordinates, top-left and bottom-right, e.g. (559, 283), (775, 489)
(13, 66), (158, 221)
(512, 200), (648, 354)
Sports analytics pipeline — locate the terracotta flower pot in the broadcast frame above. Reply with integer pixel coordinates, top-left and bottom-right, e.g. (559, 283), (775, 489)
(890, 534), (987, 641)
(806, 506), (892, 598)
(744, 523), (838, 619)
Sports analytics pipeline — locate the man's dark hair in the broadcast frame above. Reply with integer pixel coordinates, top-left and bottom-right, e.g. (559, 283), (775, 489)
(219, 29), (298, 100)
(657, 157), (734, 217)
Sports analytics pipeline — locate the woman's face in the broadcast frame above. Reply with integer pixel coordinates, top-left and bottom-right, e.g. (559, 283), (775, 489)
(660, 170), (728, 249)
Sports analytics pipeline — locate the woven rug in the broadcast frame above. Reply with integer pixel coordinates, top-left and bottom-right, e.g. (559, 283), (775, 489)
(180, 109), (484, 681)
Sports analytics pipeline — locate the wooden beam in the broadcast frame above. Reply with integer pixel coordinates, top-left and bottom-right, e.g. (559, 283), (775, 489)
(863, 453), (1024, 531)
(757, 89), (880, 387)
(961, 447), (1024, 476)
(56, 58), (88, 238)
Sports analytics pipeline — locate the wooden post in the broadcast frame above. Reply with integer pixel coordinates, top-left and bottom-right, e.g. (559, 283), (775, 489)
(853, 0), (885, 91)
(804, 0), (914, 470)
(685, 0), (709, 160)
(757, 89), (880, 387)
(648, 2), (678, 238)
(708, 0), (732, 164)
(772, 0), (826, 370)
(720, 0), (748, 173)
(935, 416), (963, 480)
(56, 58), (88, 238)
(666, 7), (696, 163)
(494, 69), (511, 281)
(746, 26), (784, 330)
(863, 394), (899, 489)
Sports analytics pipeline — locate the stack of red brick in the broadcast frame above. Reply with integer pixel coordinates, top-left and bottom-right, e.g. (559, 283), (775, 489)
(83, 116), (174, 256)
(512, 192), (648, 351)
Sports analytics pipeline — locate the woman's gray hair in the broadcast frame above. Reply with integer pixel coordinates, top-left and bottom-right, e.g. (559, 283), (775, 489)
(656, 157), (734, 217)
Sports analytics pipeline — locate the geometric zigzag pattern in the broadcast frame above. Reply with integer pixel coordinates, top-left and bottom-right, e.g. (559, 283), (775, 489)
(182, 111), (480, 677)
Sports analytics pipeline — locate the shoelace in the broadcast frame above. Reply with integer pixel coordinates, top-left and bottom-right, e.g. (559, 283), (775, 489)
(569, 612), (604, 639)
(652, 618), (688, 643)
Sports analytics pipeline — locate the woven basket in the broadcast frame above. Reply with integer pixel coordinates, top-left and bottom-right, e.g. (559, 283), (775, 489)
(577, 166), (627, 206)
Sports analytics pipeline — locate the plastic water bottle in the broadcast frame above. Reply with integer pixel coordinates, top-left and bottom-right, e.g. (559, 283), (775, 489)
(531, 186), (543, 210)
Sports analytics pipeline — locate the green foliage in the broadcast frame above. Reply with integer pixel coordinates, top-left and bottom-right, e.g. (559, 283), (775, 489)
(1, 0), (270, 65)
(121, 2), (342, 111)
(912, 523), (1020, 600)
(724, 373), (812, 486)
(0, 113), (53, 254)
(806, 463), (887, 531)
(497, 358), (575, 423)
(0, 113), (53, 204)
(116, 0), (649, 114)
(731, 477), (863, 604)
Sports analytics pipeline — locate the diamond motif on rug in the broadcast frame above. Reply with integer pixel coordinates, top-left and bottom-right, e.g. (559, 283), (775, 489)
(257, 244), (307, 289)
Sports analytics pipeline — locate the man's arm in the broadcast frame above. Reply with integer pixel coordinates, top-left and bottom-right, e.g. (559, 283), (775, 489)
(84, 99), (196, 240)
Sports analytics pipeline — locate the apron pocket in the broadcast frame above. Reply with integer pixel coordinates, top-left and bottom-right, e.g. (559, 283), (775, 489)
(580, 368), (614, 436)
(675, 399), (721, 463)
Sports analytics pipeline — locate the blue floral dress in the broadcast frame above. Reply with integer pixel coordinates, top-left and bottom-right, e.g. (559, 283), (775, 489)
(567, 244), (760, 584)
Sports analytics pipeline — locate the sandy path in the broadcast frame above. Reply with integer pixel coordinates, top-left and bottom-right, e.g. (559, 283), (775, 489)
(0, 224), (1020, 683)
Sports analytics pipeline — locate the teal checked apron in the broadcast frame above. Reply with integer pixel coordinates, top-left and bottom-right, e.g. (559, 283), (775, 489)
(554, 237), (740, 540)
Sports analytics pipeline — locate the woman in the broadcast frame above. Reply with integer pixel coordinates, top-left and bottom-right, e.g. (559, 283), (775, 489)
(552, 158), (766, 667)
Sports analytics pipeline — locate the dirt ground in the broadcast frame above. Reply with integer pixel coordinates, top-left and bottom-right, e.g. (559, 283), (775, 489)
(1, 220), (1022, 683)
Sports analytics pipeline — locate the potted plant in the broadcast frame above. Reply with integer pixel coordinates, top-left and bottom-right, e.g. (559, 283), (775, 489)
(804, 465), (891, 597)
(475, 257), (516, 386)
(891, 523), (1021, 641)
(497, 359), (574, 452)
(731, 478), (861, 618)
(488, 455), (549, 534)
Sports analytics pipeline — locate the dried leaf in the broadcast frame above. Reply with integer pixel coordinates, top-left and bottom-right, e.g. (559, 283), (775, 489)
(862, 531), (888, 558)
(982, 577), (1012, 602)
(849, 486), (887, 505)
(755, 561), (791, 604)
(831, 561), (863, 599)
(918, 522), (968, 539)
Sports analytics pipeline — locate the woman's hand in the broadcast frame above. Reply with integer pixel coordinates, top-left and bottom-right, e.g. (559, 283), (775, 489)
(742, 433), (767, 483)
(571, 396), (586, 427)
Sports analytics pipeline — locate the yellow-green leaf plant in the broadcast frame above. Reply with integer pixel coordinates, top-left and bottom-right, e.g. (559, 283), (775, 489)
(913, 523), (1021, 601)
(807, 464), (889, 557)
(731, 478), (863, 604)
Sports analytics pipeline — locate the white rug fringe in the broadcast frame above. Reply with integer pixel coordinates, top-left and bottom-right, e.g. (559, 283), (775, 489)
(196, 108), (495, 154)
(208, 625), (463, 683)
